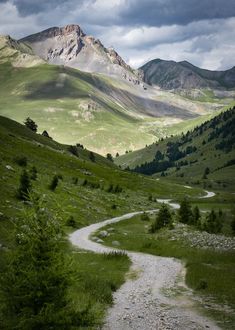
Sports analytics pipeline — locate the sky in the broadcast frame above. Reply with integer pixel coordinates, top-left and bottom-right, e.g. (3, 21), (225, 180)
(0, 0), (235, 70)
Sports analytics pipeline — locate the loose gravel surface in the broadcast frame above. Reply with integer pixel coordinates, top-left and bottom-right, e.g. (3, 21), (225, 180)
(69, 208), (220, 329)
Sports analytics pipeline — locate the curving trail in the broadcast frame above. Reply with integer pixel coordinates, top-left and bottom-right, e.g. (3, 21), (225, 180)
(69, 191), (219, 330)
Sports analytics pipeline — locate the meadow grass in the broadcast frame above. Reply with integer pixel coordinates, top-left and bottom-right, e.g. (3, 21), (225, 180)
(67, 247), (130, 329)
(99, 214), (235, 328)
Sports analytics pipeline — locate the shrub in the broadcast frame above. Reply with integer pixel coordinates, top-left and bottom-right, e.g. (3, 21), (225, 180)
(203, 210), (222, 234)
(30, 166), (37, 180)
(107, 184), (114, 193)
(114, 185), (122, 193)
(150, 204), (172, 232)
(49, 175), (59, 191)
(196, 279), (208, 290)
(42, 130), (51, 138)
(17, 170), (32, 200)
(14, 156), (28, 167)
(66, 216), (77, 228)
(72, 177), (78, 185)
(82, 179), (88, 186)
(89, 152), (95, 162)
(141, 212), (150, 221)
(68, 145), (78, 157)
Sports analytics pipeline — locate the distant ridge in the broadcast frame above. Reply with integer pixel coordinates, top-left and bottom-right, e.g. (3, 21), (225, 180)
(140, 59), (235, 89)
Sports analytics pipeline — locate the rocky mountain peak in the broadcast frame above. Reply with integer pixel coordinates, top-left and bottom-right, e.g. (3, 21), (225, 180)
(61, 24), (84, 36)
(20, 24), (142, 82)
(20, 24), (85, 43)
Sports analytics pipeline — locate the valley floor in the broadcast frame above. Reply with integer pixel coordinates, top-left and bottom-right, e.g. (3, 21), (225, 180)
(69, 196), (222, 330)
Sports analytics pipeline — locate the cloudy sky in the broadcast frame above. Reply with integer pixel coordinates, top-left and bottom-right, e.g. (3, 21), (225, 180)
(0, 0), (235, 70)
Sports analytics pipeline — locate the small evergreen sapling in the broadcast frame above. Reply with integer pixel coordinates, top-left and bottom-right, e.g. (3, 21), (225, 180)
(0, 198), (75, 329)
(150, 204), (172, 232)
(17, 170), (32, 200)
(178, 198), (192, 224)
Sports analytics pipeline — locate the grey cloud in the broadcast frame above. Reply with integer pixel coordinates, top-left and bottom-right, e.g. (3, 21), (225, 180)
(11, 0), (88, 16)
(120, 0), (235, 27)
(6, 0), (235, 27)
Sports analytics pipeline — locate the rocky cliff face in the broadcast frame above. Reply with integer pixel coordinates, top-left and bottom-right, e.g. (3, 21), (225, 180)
(20, 24), (142, 83)
(140, 59), (235, 90)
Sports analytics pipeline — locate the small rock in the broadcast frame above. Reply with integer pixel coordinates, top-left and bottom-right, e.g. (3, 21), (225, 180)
(112, 240), (120, 246)
(97, 239), (104, 243)
(6, 165), (14, 171)
(99, 230), (108, 238)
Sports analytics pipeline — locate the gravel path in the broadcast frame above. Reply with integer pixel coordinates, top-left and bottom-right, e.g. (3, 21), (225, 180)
(69, 192), (220, 330)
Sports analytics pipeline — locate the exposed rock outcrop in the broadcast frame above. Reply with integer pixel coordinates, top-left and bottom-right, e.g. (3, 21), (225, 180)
(20, 24), (142, 82)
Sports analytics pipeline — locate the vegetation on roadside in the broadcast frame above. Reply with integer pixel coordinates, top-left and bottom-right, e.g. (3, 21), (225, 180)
(99, 206), (235, 328)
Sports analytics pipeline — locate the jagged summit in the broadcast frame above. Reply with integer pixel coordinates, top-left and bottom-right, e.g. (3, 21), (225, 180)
(20, 24), (85, 43)
(20, 24), (141, 81)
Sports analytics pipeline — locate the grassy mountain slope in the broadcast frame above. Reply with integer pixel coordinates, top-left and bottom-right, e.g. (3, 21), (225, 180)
(116, 107), (235, 191)
(0, 35), (44, 67)
(141, 59), (235, 89)
(0, 115), (203, 245)
(0, 35), (233, 155)
(0, 115), (207, 327)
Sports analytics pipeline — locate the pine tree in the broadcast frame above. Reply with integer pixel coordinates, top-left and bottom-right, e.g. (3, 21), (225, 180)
(24, 117), (38, 132)
(0, 199), (74, 329)
(49, 175), (59, 191)
(192, 205), (201, 227)
(17, 170), (32, 200)
(178, 198), (192, 224)
(151, 204), (172, 232)
(106, 153), (113, 162)
(89, 152), (95, 162)
(204, 210), (222, 234)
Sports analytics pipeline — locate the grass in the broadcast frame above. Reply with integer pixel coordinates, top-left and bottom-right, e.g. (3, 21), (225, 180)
(0, 115), (206, 328)
(116, 108), (235, 195)
(67, 248), (130, 328)
(0, 60), (232, 155)
(98, 214), (235, 328)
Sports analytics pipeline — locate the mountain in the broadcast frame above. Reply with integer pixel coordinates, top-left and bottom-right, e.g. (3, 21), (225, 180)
(2, 34), (231, 155)
(20, 24), (141, 82)
(140, 59), (235, 90)
(0, 35), (44, 67)
(116, 106), (235, 190)
(0, 30), (234, 155)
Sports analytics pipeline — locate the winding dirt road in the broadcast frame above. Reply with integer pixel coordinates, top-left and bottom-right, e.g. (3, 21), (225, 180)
(69, 191), (219, 330)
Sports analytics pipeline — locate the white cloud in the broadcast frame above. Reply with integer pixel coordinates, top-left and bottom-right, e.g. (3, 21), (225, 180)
(0, 1), (234, 70)
(97, 18), (235, 70)
(0, 2), (44, 37)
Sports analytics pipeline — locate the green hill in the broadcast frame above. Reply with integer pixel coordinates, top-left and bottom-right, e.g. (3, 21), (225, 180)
(1, 35), (234, 156)
(0, 115), (203, 245)
(0, 115), (211, 328)
(116, 107), (235, 191)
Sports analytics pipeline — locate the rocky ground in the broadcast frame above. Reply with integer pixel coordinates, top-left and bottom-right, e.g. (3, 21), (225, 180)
(167, 223), (235, 251)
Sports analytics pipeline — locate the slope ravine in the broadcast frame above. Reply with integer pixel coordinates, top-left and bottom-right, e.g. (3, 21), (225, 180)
(69, 191), (219, 330)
